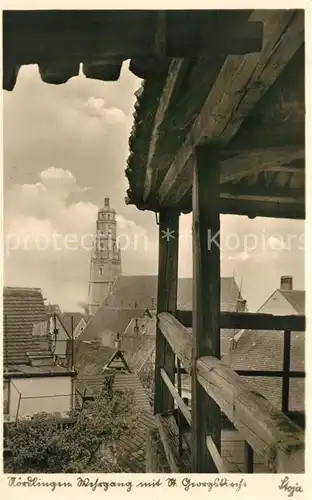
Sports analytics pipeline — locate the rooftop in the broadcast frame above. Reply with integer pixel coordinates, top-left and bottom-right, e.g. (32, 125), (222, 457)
(3, 364), (72, 377)
(3, 286), (50, 365)
(223, 329), (305, 411)
(279, 289), (305, 315)
(81, 275), (243, 342)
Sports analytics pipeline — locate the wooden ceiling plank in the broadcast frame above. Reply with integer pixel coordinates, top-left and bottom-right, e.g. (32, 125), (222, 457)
(158, 10), (304, 206)
(221, 193), (304, 204)
(220, 185), (303, 203)
(160, 145), (304, 207)
(143, 59), (186, 202)
(220, 145), (305, 183)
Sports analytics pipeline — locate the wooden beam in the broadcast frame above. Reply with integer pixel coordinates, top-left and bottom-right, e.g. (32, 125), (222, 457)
(220, 186), (304, 204)
(206, 437), (229, 473)
(160, 145), (304, 207)
(155, 414), (179, 473)
(176, 310), (306, 331)
(218, 198), (305, 220)
(197, 356), (305, 473)
(161, 368), (192, 425)
(219, 146), (305, 183)
(192, 146), (221, 473)
(143, 59), (186, 202)
(154, 210), (179, 415)
(268, 165), (305, 173)
(222, 193), (304, 204)
(158, 312), (192, 373)
(155, 413), (191, 473)
(158, 10), (304, 206)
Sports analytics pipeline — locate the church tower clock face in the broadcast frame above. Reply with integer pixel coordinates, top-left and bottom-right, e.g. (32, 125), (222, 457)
(87, 197), (121, 315)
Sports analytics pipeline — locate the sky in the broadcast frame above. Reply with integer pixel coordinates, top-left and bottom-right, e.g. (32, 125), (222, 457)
(3, 62), (304, 312)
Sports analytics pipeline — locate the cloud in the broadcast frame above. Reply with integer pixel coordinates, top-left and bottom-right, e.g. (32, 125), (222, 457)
(104, 107), (126, 124)
(84, 96), (126, 124)
(3, 64), (304, 314)
(4, 166), (157, 310)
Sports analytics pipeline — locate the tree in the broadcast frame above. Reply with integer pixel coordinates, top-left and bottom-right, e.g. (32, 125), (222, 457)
(4, 376), (141, 473)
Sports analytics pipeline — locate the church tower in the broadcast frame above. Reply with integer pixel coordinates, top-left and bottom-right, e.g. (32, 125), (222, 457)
(88, 197), (121, 316)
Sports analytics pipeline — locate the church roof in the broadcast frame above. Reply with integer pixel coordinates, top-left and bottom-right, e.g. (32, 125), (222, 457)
(82, 275), (242, 343)
(100, 275), (242, 311)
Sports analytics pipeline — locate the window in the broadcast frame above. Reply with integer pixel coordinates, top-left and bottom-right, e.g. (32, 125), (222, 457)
(99, 267), (103, 275)
(3, 380), (9, 415)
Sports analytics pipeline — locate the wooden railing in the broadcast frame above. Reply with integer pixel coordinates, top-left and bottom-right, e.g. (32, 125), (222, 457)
(156, 311), (305, 474)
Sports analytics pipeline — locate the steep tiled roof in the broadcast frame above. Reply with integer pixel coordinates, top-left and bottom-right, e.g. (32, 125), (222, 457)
(123, 318), (156, 374)
(119, 411), (156, 472)
(77, 372), (151, 412)
(279, 289), (305, 315)
(80, 307), (146, 343)
(75, 340), (115, 376)
(222, 329), (305, 411)
(3, 287), (50, 365)
(45, 304), (62, 315)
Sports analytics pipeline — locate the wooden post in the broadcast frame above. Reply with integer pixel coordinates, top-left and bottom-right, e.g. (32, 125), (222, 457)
(177, 358), (183, 456)
(244, 441), (254, 473)
(154, 210), (179, 415)
(192, 145), (221, 472)
(282, 329), (291, 413)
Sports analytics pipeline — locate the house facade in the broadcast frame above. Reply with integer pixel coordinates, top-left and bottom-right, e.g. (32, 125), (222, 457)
(3, 287), (76, 422)
(4, 368), (74, 421)
(62, 312), (87, 339)
(257, 275), (304, 316)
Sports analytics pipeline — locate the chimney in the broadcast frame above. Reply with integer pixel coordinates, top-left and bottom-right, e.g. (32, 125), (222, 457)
(280, 276), (293, 291)
(115, 333), (121, 350)
(236, 298), (247, 312)
(104, 197), (110, 208)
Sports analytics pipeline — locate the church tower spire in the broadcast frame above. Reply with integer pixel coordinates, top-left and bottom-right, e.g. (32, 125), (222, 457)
(87, 197), (121, 316)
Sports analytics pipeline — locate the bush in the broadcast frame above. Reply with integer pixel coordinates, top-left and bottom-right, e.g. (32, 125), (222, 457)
(4, 377), (141, 473)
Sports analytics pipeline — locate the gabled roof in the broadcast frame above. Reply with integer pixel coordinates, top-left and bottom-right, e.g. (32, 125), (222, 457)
(62, 312), (85, 335)
(3, 287), (50, 365)
(103, 349), (131, 373)
(278, 289), (305, 315)
(222, 329), (305, 411)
